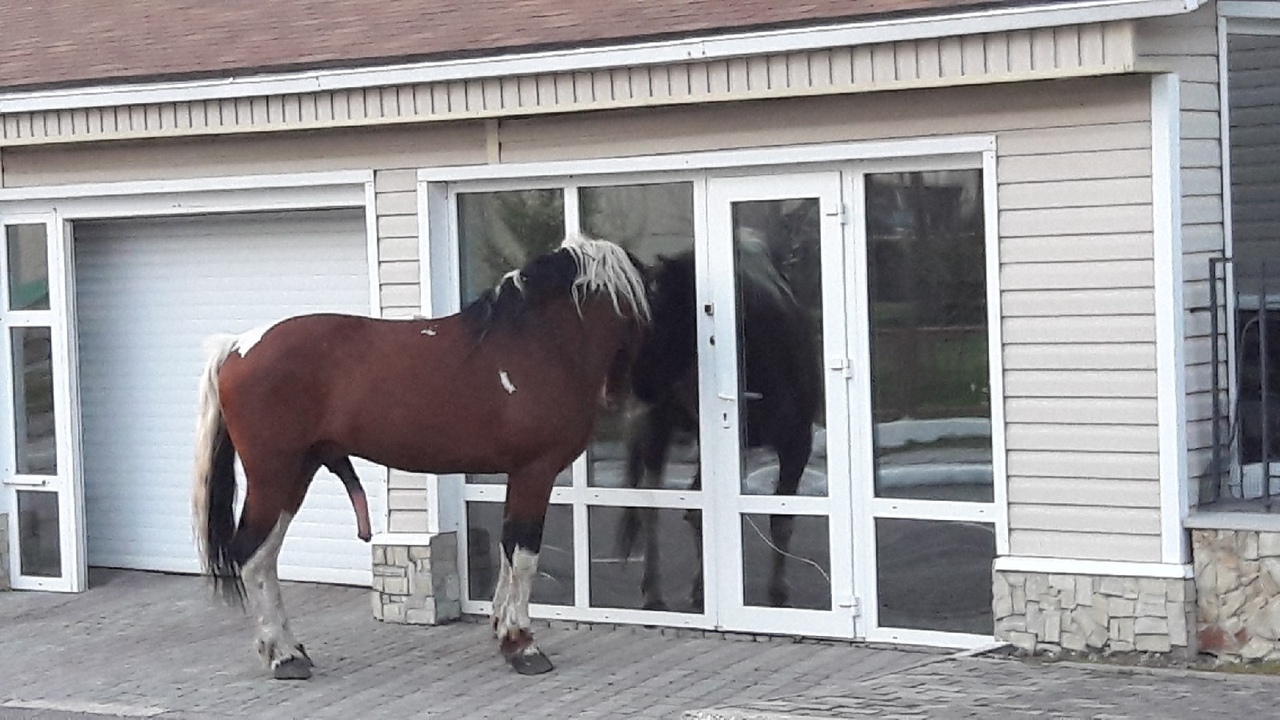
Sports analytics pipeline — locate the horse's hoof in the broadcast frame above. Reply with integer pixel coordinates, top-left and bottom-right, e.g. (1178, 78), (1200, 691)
(508, 648), (555, 675)
(272, 657), (313, 680)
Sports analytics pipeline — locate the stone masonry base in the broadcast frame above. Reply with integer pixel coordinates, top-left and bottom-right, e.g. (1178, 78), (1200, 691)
(994, 570), (1195, 657)
(371, 532), (461, 624)
(0, 513), (9, 590)
(1193, 528), (1280, 662)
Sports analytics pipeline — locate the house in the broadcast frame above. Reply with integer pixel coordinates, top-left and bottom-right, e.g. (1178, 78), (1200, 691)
(4, 0), (1278, 659)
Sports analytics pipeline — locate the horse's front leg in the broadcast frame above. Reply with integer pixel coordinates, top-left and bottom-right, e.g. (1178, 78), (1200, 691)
(492, 463), (558, 675)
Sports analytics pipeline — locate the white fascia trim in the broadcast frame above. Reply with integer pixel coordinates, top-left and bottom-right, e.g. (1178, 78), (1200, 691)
(0, 169), (373, 203)
(994, 556), (1194, 579)
(418, 136), (996, 184)
(371, 532), (447, 546)
(1152, 73), (1189, 565)
(0, 0), (1200, 114)
(1220, 1), (1280, 20)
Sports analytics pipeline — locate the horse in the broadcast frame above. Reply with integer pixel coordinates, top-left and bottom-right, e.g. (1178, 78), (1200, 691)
(618, 238), (822, 611)
(191, 236), (650, 679)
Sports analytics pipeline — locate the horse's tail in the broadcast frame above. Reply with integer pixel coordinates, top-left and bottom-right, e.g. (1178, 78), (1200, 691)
(192, 333), (245, 605)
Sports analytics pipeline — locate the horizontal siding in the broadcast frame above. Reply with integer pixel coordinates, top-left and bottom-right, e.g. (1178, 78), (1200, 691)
(1137, 1), (1226, 507)
(1011, 530), (1162, 563)
(0, 23), (1138, 147)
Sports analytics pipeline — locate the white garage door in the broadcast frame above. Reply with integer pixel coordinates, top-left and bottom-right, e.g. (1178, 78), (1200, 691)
(74, 209), (387, 586)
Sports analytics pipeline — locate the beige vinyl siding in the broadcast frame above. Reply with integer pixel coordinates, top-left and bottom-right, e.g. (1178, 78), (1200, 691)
(1137, 1), (1226, 505)
(0, 23), (1137, 148)
(2, 74), (1165, 560)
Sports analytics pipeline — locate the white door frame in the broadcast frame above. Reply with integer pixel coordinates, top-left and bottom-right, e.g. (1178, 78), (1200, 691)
(704, 172), (856, 639)
(0, 170), (380, 591)
(0, 213), (84, 591)
(422, 135), (1005, 647)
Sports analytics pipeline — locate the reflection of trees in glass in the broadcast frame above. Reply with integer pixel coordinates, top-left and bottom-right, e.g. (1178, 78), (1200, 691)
(580, 184), (694, 263)
(866, 170), (988, 421)
(458, 189), (565, 299)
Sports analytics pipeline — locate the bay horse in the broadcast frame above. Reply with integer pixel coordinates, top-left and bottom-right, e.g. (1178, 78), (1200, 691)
(191, 236), (649, 679)
(619, 238), (822, 611)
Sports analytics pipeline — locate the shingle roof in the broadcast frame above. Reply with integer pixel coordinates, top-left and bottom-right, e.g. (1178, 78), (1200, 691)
(3, 1), (1089, 91)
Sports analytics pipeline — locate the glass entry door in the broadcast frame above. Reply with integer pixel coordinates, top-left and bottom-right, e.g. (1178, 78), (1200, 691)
(705, 174), (856, 638)
(0, 216), (84, 592)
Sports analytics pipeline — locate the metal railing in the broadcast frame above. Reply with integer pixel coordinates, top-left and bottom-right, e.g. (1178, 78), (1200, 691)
(1206, 256), (1279, 508)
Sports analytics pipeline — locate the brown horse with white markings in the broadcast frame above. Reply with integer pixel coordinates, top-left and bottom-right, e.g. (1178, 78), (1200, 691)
(191, 237), (649, 679)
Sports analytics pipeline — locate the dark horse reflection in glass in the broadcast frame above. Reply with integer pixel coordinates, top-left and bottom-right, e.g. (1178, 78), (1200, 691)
(618, 199), (826, 612)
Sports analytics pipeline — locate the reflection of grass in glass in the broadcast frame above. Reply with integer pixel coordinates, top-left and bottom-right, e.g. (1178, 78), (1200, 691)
(871, 328), (989, 420)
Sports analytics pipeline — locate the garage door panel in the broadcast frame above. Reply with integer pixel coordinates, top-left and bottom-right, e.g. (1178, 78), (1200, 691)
(75, 209), (386, 586)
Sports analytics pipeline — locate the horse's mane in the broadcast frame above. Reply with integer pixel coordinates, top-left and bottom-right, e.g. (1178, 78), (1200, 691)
(461, 235), (651, 339)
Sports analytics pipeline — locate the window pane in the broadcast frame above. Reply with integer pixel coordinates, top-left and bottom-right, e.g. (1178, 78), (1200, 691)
(875, 518), (994, 634)
(17, 490), (61, 577)
(731, 198), (826, 497)
(466, 501), (573, 606)
(6, 224), (50, 311)
(588, 506), (703, 613)
(457, 189), (566, 486)
(742, 513), (830, 610)
(12, 326), (57, 475)
(865, 170), (992, 502)
(457, 189), (565, 302)
(578, 183), (698, 491)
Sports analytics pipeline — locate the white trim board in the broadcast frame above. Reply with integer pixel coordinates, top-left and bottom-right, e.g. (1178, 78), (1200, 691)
(1151, 73), (1189, 565)
(0, 172), (371, 219)
(418, 137), (995, 185)
(0, 1), (1200, 115)
(994, 556), (1194, 579)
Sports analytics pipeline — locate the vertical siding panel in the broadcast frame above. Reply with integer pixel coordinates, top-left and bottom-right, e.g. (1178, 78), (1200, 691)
(939, 37), (964, 78)
(1056, 27), (1082, 70)
(1009, 30), (1034, 73)
(851, 47), (874, 84)
(961, 35), (987, 76)
(917, 38), (943, 81)
(1032, 28), (1057, 71)
(747, 55), (772, 91)
(726, 58), (749, 94)
(895, 42), (919, 83)
(985, 33), (1010, 76)
(1081, 24), (1107, 66)
(708, 60), (731, 95)
(871, 44), (896, 84)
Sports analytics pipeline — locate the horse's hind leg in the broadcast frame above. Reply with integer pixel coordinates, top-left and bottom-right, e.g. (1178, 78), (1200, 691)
(767, 435), (812, 608)
(236, 465), (316, 680)
(619, 406), (675, 611)
(324, 456), (372, 541)
(493, 462), (559, 675)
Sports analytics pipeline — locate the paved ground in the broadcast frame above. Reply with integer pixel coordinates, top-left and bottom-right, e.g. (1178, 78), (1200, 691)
(3, 569), (1279, 719)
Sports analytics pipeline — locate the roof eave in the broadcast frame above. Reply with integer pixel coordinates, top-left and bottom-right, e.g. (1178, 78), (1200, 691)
(0, 0), (1202, 114)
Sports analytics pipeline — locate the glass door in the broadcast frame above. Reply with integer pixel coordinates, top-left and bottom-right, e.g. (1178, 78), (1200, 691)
(705, 173), (856, 638)
(850, 168), (999, 646)
(0, 216), (84, 592)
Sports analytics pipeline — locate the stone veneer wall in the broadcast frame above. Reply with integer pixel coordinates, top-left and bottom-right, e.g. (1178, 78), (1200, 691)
(371, 532), (461, 625)
(994, 570), (1195, 656)
(1193, 529), (1280, 662)
(0, 513), (9, 590)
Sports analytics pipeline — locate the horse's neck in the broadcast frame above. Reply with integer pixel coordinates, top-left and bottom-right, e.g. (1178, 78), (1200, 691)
(545, 300), (630, 380)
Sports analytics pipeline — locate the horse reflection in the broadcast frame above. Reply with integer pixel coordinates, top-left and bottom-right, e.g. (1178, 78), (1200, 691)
(619, 237), (822, 610)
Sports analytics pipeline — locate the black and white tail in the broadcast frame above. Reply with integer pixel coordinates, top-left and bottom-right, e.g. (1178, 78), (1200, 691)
(191, 334), (245, 605)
